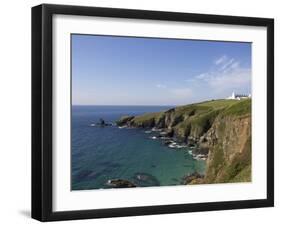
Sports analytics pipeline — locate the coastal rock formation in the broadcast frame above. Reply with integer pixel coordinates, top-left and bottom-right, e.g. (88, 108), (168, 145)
(182, 172), (204, 185)
(92, 118), (114, 127)
(203, 114), (251, 183)
(116, 99), (251, 184)
(106, 179), (136, 188)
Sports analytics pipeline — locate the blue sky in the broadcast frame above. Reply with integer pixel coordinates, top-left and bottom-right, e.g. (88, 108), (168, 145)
(72, 34), (251, 106)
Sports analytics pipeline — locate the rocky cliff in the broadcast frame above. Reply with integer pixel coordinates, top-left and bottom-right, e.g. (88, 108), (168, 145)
(116, 99), (251, 184)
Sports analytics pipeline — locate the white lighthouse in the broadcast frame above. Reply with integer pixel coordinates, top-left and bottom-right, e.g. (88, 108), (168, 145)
(227, 91), (251, 100)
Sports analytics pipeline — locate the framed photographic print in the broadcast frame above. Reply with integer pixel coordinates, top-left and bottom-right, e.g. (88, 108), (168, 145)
(32, 4), (274, 221)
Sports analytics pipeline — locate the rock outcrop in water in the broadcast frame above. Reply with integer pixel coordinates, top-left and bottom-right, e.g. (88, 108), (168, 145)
(106, 179), (136, 188)
(92, 118), (114, 127)
(116, 99), (251, 184)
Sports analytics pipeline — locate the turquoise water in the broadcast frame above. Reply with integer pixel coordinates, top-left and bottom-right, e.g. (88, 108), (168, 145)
(72, 106), (205, 190)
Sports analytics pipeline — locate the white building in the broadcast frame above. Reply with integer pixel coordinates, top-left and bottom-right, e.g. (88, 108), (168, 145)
(227, 91), (251, 100)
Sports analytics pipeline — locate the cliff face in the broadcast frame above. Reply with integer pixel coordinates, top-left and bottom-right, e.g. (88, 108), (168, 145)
(200, 114), (251, 183)
(116, 99), (251, 184)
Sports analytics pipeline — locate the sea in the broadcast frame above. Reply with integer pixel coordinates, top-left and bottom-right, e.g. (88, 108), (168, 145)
(72, 105), (205, 190)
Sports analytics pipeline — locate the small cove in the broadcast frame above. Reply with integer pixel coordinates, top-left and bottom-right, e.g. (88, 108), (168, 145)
(72, 105), (206, 190)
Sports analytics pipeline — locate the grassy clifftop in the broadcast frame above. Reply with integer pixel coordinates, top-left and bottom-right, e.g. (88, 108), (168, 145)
(117, 99), (251, 184)
(117, 99), (250, 140)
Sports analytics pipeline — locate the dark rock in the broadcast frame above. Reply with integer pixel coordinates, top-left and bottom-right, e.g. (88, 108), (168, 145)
(93, 118), (113, 127)
(171, 115), (184, 127)
(106, 179), (136, 188)
(163, 140), (173, 145)
(137, 118), (155, 128)
(155, 114), (166, 128)
(182, 172), (204, 185)
(164, 108), (175, 114)
(192, 146), (209, 155)
(99, 118), (105, 126)
(167, 129), (174, 137)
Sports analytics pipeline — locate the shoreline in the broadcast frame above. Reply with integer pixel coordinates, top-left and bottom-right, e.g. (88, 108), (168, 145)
(114, 99), (251, 184)
(118, 125), (208, 162)
(88, 119), (206, 188)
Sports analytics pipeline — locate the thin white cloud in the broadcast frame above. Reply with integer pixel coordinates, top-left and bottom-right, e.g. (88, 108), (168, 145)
(214, 55), (227, 65)
(195, 73), (208, 79)
(219, 58), (235, 71)
(156, 84), (167, 88)
(208, 69), (251, 92)
(230, 61), (240, 70)
(194, 55), (251, 94)
(222, 61), (240, 74)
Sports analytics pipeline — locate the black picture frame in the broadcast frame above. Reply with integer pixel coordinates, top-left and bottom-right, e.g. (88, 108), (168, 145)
(32, 3), (274, 222)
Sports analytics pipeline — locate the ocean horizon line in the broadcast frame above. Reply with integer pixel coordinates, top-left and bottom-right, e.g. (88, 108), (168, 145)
(71, 98), (222, 107)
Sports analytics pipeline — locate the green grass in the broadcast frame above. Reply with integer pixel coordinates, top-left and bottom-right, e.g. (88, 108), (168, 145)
(133, 112), (159, 122)
(161, 99), (250, 139)
(173, 99), (241, 121)
(175, 105), (211, 115)
(222, 99), (251, 116)
(197, 99), (238, 109)
(117, 98), (251, 141)
(127, 99), (250, 127)
(130, 112), (164, 127)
